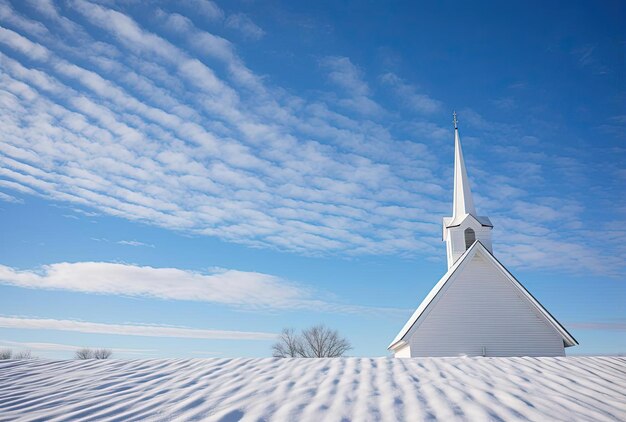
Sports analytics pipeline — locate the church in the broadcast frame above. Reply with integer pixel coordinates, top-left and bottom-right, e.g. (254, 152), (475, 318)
(388, 113), (578, 357)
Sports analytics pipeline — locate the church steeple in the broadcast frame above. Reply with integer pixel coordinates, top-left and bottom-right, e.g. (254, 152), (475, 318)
(452, 112), (477, 220)
(443, 112), (493, 268)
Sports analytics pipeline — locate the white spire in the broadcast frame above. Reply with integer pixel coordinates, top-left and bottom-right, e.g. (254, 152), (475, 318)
(452, 112), (476, 219)
(444, 113), (493, 268)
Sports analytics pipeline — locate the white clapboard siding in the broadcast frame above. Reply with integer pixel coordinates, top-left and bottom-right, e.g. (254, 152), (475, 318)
(394, 343), (411, 358)
(408, 253), (565, 357)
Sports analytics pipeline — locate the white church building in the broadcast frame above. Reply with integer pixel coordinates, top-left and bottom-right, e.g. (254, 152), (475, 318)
(389, 113), (578, 357)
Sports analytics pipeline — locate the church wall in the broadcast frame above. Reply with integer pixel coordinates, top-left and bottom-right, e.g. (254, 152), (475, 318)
(408, 253), (565, 357)
(393, 343), (411, 358)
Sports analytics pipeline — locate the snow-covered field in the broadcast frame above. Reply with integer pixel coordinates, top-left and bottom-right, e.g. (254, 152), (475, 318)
(0, 357), (624, 421)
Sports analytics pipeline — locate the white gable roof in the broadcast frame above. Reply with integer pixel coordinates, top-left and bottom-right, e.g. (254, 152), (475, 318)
(388, 241), (578, 350)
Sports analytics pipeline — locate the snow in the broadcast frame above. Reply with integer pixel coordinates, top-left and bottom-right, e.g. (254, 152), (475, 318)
(0, 357), (624, 421)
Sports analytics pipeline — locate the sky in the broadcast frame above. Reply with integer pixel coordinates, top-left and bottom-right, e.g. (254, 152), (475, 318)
(0, 0), (624, 359)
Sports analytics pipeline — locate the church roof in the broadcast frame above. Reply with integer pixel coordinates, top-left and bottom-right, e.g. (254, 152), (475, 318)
(388, 241), (578, 351)
(443, 214), (493, 229)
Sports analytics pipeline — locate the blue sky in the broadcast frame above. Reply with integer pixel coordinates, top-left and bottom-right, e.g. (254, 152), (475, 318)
(0, 0), (624, 358)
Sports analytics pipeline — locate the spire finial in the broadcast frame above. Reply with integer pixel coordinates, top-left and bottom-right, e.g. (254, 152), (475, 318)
(453, 111), (458, 129)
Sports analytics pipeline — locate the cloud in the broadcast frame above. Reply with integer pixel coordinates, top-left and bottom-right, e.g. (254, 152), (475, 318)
(0, 8), (435, 258)
(117, 240), (155, 248)
(0, 316), (276, 340)
(0, 262), (407, 316)
(0, 339), (155, 355)
(380, 73), (441, 114)
(189, 0), (224, 21)
(571, 44), (609, 75)
(0, 262), (309, 308)
(0, 191), (23, 203)
(320, 56), (384, 116)
(225, 13), (265, 40)
(154, 9), (263, 92)
(69, 0), (181, 60)
(0, 0), (622, 276)
(0, 1), (49, 37)
(0, 26), (49, 60)
(23, 0), (83, 35)
(490, 97), (516, 110)
(321, 56), (369, 96)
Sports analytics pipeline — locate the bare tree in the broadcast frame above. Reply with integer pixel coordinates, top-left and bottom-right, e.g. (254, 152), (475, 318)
(0, 349), (36, 359)
(93, 349), (112, 359)
(272, 328), (303, 358)
(300, 325), (352, 358)
(75, 348), (94, 359)
(272, 325), (352, 358)
(75, 348), (112, 359)
(13, 350), (35, 359)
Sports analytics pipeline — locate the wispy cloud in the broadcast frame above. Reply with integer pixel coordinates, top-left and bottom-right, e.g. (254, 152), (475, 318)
(598, 115), (626, 139)
(0, 339), (155, 355)
(0, 316), (277, 340)
(23, 0), (83, 35)
(117, 240), (155, 248)
(0, 262), (407, 316)
(0, 191), (23, 203)
(225, 13), (265, 40)
(0, 2), (438, 258)
(0, 26), (49, 60)
(321, 56), (370, 96)
(0, 0), (622, 276)
(571, 43), (609, 75)
(320, 56), (384, 115)
(0, 262), (309, 308)
(186, 0), (224, 21)
(380, 73), (441, 114)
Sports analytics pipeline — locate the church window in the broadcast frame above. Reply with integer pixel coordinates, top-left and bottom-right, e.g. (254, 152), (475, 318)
(464, 228), (476, 249)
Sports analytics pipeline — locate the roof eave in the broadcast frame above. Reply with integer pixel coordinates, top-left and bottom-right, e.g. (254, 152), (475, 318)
(387, 339), (407, 351)
(444, 214), (493, 229)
